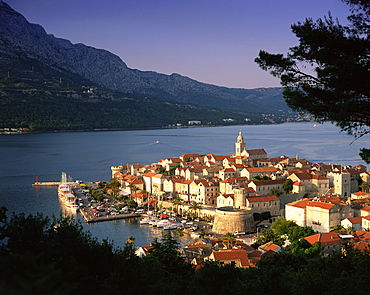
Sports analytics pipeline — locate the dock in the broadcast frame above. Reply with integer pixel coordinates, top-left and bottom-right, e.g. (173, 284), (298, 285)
(32, 182), (76, 186)
(80, 209), (140, 223)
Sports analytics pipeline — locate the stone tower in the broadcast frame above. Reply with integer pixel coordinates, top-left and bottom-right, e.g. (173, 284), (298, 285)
(235, 130), (246, 156)
(234, 188), (246, 209)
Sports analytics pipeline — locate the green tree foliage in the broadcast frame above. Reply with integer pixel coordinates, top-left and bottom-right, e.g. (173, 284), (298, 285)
(255, 217), (316, 248)
(0, 208), (117, 294)
(288, 225), (316, 242)
(359, 181), (370, 192)
(254, 228), (285, 247)
(145, 231), (194, 283)
(88, 186), (103, 201)
(290, 239), (322, 257)
(172, 197), (183, 215)
(270, 187), (283, 197)
(283, 179), (294, 194)
(121, 236), (137, 260)
(2, 207), (370, 294)
(108, 177), (121, 199)
(222, 232), (237, 249)
(252, 175), (270, 181)
(189, 261), (247, 295)
(255, 0), (370, 163)
(189, 201), (201, 218)
(271, 216), (299, 236)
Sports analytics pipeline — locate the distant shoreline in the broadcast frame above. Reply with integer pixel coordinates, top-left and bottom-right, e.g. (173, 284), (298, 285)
(0, 120), (316, 135)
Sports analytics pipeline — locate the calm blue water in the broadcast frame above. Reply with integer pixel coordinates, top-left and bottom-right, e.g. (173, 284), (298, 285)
(0, 122), (368, 247)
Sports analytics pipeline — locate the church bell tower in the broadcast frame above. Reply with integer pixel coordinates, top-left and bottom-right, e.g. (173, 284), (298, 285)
(235, 130), (246, 156)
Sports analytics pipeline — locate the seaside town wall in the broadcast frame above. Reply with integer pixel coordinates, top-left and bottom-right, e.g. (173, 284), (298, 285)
(212, 207), (254, 234)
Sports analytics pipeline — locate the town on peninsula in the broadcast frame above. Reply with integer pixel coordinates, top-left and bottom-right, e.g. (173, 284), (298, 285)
(73, 130), (370, 265)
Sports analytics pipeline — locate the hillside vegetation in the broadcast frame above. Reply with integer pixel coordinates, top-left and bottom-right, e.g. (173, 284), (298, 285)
(0, 2), (300, 132)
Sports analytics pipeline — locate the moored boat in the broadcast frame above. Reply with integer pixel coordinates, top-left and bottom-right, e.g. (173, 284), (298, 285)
(140, 218), (156, 225)
(63, 193), (79, 212)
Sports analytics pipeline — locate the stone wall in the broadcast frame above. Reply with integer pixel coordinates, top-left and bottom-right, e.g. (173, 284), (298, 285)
(212, 207), (254, 234)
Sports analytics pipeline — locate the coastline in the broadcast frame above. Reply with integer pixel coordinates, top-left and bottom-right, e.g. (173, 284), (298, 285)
(0, 119), (316, 135)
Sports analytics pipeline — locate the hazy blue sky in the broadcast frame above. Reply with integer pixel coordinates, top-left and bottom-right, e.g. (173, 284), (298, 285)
(8, 0), (351, 89)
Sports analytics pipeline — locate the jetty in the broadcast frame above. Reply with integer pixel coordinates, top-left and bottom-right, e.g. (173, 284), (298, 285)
(80, 208), (140, 223)
(32, 182), (76, 186)
(33, 172), (78, 186)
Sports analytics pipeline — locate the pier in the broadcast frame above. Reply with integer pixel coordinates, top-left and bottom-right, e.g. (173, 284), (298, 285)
(32, 182), (76, 186)
(80, 208), (140, 223)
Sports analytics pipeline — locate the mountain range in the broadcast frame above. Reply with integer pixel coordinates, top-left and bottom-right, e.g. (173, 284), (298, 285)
(0, 1), (293, 131)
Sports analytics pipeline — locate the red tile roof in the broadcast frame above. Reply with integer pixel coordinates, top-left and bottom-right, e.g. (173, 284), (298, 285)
(143, 172), (157, 177)
(305, 232), (342, 245)
(211, 249), (250, 267)
(246, 195), (279, 202)
(362, 215), (370, 221)
(352, 241), (370, 252)
(346, 216), (363, 224)
(361, 206), (370, 212)
(287, 199), (313, 209)
(306, 201), (335, 210)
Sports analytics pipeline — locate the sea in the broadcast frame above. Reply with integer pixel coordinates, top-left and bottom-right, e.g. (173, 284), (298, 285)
(1, 122), (369, 249)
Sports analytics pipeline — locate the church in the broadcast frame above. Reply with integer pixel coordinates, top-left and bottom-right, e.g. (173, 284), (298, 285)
(233, 130), (267, 163)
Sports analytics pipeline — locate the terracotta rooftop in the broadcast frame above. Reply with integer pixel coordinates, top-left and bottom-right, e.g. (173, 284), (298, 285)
(305, 232), (342, 245)
(361, 206), (370, 212)
(246, 167), (278, 173)
(352, 241), (370, 252)
(211, 249), (250, 267)
(306, 201), (335, 210)
(346, 216), (363, 224)
(246, 195), (279, 202)
(286, 199), (313, 209)
(143, 172), (157, 177)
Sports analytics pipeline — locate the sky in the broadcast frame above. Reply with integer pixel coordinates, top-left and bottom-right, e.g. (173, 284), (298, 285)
(7, 0), (352, 89)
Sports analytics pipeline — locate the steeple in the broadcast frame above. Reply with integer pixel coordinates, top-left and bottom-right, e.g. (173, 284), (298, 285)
(237, 130), (244, 143)
(235, 130), (246, 156)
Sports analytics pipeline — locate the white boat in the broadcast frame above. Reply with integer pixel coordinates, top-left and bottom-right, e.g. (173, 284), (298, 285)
(140, 218), (156, 225)
(163, 223), (178, 230)
(58, 175), (78, 213)
(157, 220), (171, 228)
(149, 219), (160, 226)
(58, 184), (70, 198)
(63, 193), (79, 212)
